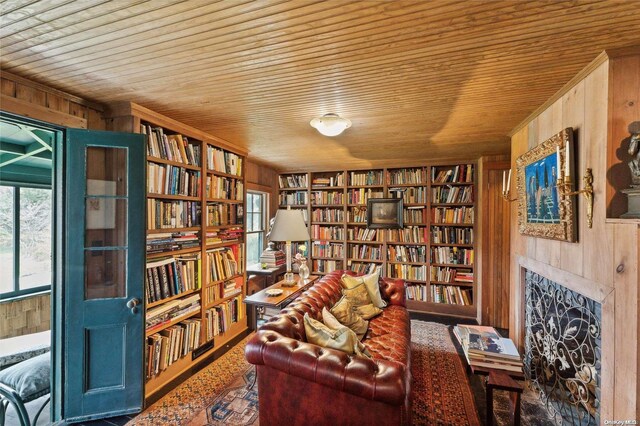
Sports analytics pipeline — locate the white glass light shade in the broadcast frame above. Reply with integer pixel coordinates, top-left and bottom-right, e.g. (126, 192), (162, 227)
(310, 113), (352, 137)
(268, 208), (310, 242)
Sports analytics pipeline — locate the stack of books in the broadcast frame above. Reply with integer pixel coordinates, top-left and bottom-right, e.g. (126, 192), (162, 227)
(453, 324), (522, 373)
(146, 232), (199, 254)
(259, 249), (286, 268)
(145, 294), (201, 333)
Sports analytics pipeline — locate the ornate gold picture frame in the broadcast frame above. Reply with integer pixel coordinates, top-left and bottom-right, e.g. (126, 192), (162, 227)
(516, 128), (576, 242)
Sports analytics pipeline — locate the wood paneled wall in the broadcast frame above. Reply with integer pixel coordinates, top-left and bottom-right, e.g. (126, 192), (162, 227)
(245, 159), (279, 220)
(509, 53), (639, 421)
(0, 294), (51, 339)
(1, 71), (105, 130)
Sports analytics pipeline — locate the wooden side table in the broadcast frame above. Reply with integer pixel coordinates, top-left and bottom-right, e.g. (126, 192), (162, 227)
(244, 275), (318, 330)
(246, 263), (287, 292)
(471, 366), (524, 426)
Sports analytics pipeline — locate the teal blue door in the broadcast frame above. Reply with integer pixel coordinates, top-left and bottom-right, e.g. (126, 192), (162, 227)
(61, 129), (145, 422)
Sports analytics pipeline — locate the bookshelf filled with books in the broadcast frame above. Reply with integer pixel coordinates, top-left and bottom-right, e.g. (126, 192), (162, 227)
(277, 172), (310, 260)
(107, 102), (247, 400)
(277, 162), (476, 319)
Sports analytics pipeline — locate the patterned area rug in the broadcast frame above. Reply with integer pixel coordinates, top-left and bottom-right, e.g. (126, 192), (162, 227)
(128, 320), (481, 425)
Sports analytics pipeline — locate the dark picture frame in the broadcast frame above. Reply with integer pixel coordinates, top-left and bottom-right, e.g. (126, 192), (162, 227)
(516, 127), (576, 242)
(366, 198), (403, 229)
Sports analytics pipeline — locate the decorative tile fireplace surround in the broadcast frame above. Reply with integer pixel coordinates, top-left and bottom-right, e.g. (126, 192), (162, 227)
(524, 269), (601, 425)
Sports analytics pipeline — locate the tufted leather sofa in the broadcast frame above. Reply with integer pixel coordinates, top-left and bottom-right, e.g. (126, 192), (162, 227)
(245, 270), (412, 425)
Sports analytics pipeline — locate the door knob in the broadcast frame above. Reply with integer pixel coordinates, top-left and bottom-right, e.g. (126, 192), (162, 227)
(126, 298), (141, 314)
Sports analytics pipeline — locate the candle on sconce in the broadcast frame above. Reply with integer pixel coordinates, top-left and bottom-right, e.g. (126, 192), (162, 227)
(556, 146), (561, 178)
(565, 139), (570, 178)
(507, 168), (511, 191)
(502, 170), (506, 193)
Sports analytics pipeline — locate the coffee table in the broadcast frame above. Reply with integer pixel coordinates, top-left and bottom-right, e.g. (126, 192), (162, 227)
(244, 275), (318, 329)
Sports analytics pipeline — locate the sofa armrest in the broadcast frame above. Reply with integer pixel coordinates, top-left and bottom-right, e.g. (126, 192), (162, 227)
(245, 329), (408, 405)
(380, 277), (406, 307)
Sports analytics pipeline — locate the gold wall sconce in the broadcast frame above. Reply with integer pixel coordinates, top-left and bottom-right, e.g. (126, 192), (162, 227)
(556, 168), (594, 228)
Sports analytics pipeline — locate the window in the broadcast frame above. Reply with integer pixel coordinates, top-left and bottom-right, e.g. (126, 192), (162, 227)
(246, 191), (267, 266)
(0, 185), (52, 298)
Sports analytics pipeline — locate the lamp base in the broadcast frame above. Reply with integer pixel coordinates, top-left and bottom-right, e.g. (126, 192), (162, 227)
(282, 272), (297, 286)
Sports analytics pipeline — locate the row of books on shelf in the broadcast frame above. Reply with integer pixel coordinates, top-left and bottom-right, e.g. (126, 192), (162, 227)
(279, 174), (308, 188)
(348, 207), (367, 222)
(147, 199), (200, 230)
(206, 175), (243, 200)
(313, 259), (342, 274)
(146, 231), (199, 254)
(311, 225), (344, 240)
(312, 208), (344, 222)
(203, 278), (243, 305)
(312, 241), (345, 258)
(347, 227), (380, 241)
(453, 325), (522, 373)
(432, 164), (474, 183)
(349, 244), (383, 260)
(387, 264), (427, 281)
(431, 247), (474, 265)
(431, 266), (473, 283)
(432, 285), (472, 305)
(141, 124), (201, 167)
(204, 296), (245, 341)
(347, 189), (384, 205)
(432, 186), (473, 204)
(405, 284), (473, 305)
(386, 226), (426, 243)
(146, 318), (201, 379)
(145, 293), (201, 333)
(206, 203), (243, 226)
(147, 164), (201, 197)
(388, 245), (427, 263)
(404, 208), (426, 224)
(279, 191), (308, 205)
(312, 173), (344, 187)
(432, 207), (474, 224)
(350, 170), (383, 186)
(206, 146), (243, 176)
(145, 255), (201, 303)
(387, 168), (426, 185)
(348, 262), (381, 275)
(311, 191), (344, 205)
(431, 226), (474, 245)
(389, 187), (426, 204)
(207, 245), (243, 282)
(205, 227), (243, 245)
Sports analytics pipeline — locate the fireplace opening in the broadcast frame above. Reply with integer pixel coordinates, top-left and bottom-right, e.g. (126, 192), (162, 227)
(524, 269), (601, 425)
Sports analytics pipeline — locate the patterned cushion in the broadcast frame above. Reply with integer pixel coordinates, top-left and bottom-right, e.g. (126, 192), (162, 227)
(341, 270), (387, 308)
(303, 314), (371, 358)
(0, 353), (50, 402)
(355, 303), (383, 320)
(330, 296), (368, 339)
(342, 283), (372, 307)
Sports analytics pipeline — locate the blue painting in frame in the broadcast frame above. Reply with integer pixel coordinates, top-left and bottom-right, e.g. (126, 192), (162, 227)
(516, 128), (576, 242)
(524, 152), (560, 224)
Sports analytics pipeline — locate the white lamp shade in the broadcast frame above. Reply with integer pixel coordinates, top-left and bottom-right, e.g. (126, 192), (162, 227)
(310, 113), (351, 137)
(269, 208), (310, 242)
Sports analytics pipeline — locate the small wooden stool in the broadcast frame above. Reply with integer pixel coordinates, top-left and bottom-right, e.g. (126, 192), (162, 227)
(486, 370), (523, 426)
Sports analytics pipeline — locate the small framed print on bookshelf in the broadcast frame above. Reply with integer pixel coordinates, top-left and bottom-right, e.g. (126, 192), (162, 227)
(367, 198), (403, 229)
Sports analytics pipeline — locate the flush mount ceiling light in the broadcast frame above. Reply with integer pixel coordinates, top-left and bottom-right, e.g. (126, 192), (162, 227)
(310, 113), (352, 137)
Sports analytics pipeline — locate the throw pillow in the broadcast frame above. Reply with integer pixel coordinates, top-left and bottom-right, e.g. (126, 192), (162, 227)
(341, 270), (387, 308)
(355, 303), (383, 320)
(342, 283), (372, 307)
(303, 313), (371, 358)
(322, 307), (343, 330)
(330, 296), (368, 339)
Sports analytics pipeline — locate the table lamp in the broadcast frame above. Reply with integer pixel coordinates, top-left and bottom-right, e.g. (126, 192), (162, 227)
(268, 206), (310, 285)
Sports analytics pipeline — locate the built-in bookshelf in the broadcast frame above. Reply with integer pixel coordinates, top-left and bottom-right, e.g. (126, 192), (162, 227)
(107, 102), (247, 401)
(277, 163), (476, 319)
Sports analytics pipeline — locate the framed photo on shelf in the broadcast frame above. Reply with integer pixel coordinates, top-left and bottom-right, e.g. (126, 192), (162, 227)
(366, 198), (403, 229)
(516, 127), (576, 242)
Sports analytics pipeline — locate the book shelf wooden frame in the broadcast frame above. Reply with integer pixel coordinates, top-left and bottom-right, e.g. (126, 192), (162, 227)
(277, 163), (478, 319)
(106, 102), (248, 401)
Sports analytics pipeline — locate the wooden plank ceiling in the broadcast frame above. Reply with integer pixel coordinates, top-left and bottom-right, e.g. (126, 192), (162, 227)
(1, 0), (640, 171)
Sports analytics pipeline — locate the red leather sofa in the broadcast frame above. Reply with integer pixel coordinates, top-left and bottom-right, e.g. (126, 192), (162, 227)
(245, 270), (412, 425)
